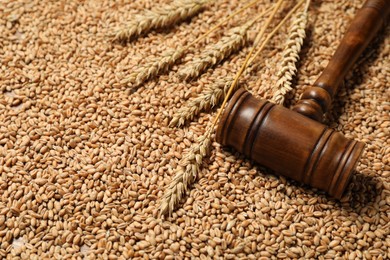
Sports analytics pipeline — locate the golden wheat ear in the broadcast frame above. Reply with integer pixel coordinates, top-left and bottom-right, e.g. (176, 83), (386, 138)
(176, 6), (272, 82)
(272, 1), (310, 105)
(177, 24), (251, 81)
(159, 127), (213, 217)
(169, 77), (233, 127)
(114, 0), (210, 42)
(120, 48), (185, 89)
(170, 0), (308, 127)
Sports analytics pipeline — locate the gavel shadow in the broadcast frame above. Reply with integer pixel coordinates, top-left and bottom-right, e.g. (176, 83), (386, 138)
(319, 25), (388, 210)
(287, 170), (382, 211)
(285, 171), (381, 210)
(341, 171), (382, 210)
(223, 148), (381, 211)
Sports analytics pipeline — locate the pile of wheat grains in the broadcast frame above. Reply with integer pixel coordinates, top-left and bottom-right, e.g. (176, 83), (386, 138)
(0, 0), (389, 259)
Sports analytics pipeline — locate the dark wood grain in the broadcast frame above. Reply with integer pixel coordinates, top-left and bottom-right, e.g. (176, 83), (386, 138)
(216, 0), (388, 198)
(293, 0), (390, 121)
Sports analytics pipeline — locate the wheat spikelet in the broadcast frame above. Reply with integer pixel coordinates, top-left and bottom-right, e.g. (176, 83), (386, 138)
(114, 0), (209, 42)
(159, 127), (213, 217)
(272, 5), (309, 104)
(178, 23), (251, 81)
(169, 77), (233, 127)
(120, 48), (185, 88)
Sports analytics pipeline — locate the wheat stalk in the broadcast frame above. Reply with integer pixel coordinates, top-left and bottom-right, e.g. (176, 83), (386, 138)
(177, 24), (251, 81)
(160, 0), (285, 217)
(177, 7), (272, 81)
(212, 0), (285, 126)
(120, 0), (268, 89)
(168, 6), (274, 126)
(114, 0), (210, 42)
(159, 127), (213, 217)
(120, 48), (186, 88)
(170, 0), (305, 127)
(272, 0), (310, 105)
(169, 77), (233, 127)
(248, 0), (306, 65)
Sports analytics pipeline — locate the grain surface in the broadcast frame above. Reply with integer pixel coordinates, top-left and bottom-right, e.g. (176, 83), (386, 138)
(0, 0), (389, 259)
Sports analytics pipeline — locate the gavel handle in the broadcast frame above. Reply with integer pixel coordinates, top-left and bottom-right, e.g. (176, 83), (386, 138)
(293, 0), (390, 121)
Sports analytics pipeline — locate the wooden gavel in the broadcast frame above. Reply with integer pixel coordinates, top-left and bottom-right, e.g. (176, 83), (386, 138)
(216, 0), (389, 198)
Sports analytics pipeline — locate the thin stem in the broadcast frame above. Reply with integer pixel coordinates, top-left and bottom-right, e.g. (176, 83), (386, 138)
(177, 8), (272, 81)
(212, 0), (284, 126)
(185, 0), (266, 49)
(249, 0), (305, 65)
(304, 0), (311, 12)
(244, 6), (274, 30)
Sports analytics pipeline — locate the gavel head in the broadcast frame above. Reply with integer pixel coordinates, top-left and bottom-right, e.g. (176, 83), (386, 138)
(216, 88), (365, 199)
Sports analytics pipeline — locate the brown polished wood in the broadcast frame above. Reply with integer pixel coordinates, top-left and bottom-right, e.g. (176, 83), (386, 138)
(216, 0), (388, 198)
(216, 89), (365, 198)
(293, 0), (390, 121)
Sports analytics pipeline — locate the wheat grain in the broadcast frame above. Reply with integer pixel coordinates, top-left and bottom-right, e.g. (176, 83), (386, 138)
(271, 2), (310, 105)
(2, 0), (389, 259)
(120, 48), (185, 88)
(169, 77), (233, 127)
(229, 239), (250, 254)
(159, 127), (213, 217)
(114, 0), (210, 42)
(178, 24), (251, 81)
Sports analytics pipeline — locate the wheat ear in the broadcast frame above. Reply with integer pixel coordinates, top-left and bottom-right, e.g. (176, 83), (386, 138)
(177, 7), (272, 81)
(120, 0), (266, 88)
(169, 77), (233, 127)
(159, 127), (213, 217)
(212, 0), (285, 126)
(160, 0), (285, 217)
(114, 0), (210, 42)
(169, 6), (271, 126)
(120, 48), (186, 88)
(272, 0), (310, 105)
(177, 23), (251, 81)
